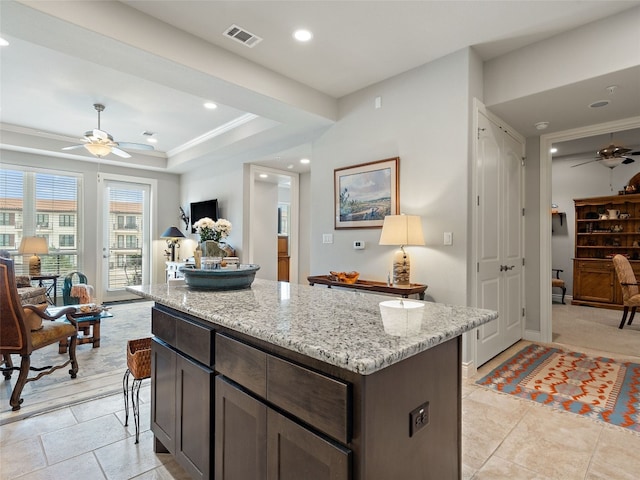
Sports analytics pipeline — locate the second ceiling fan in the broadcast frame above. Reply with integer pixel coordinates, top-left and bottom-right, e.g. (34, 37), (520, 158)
(62, 103), (154, 158)
(572, 134), (640, 169)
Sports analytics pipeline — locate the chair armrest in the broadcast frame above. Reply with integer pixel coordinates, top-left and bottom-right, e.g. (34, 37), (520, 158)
(621, 282), (640, 286)
(24, 305), (78, 327)
(552, 268), (563, 279)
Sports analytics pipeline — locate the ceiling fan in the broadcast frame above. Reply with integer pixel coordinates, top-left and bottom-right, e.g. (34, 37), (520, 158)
(571, 135), (640, 169)
(62, 104), (154, 158)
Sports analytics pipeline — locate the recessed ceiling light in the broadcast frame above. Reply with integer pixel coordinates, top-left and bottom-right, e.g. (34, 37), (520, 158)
(300, 158), (310, 164)
(534, 121), (549, 130)
(0, 38), (9, 47)
(293, 29), (313, 42)
(204, 102), (218, 109)
(147, 138), (158, 144)
(589, 100), (610, 108)
(259, 173), (268, 178)
(550, 148), (558, 154)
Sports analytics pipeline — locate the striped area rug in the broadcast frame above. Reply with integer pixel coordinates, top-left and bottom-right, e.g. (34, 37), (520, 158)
(476, 343), (640, 432)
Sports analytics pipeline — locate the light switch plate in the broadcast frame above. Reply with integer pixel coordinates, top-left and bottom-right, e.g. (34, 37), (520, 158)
(444, 232), (453, 246)
(323, 234), (333, 244)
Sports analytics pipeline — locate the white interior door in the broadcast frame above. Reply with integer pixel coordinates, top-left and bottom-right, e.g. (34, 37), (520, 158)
(476, 111), (525, 367)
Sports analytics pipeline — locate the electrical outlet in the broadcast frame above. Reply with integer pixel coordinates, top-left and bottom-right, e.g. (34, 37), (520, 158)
(409, 402), (429, 437)
(354, 240), (365, 249)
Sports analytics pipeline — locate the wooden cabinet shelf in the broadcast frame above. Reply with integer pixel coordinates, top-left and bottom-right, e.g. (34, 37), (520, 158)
(572, 193), (640, 308)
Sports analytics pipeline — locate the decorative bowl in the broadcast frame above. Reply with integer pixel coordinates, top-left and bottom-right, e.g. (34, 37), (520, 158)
(329, 271), (360, 284)
(179, 264), (260, 290)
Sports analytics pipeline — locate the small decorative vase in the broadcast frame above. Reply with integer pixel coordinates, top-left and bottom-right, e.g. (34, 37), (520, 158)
(200, 240), (227, 258)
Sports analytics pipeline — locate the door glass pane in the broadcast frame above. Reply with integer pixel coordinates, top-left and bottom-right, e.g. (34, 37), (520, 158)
(105, 181), (148, 290)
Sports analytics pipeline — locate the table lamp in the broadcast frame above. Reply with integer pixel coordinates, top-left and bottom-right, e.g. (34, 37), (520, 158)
(161, 226), (185, 262)
(18, 236), (48, 276)
(379, 215), (425, 285)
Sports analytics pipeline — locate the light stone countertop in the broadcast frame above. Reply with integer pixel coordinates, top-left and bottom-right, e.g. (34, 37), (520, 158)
(128, 279), (497, 375)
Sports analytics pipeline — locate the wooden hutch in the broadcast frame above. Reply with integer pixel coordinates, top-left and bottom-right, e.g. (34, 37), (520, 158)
(572, 192), (640, 308)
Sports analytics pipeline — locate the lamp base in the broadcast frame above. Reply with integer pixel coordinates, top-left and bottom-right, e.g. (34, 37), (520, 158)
(392, 248), (410, 285)
(29, 254), (41, 276)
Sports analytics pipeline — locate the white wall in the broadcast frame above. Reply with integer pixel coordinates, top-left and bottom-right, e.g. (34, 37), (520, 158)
(253, 180), (278, 280)
(484, 6), (640, 106)
(180, 157), (245, 260)
(310, 48), (478, 306)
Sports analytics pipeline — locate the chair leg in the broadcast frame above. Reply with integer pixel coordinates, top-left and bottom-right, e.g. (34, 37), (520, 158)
(2, 353), (13, 380)
(68, 334), (78, 379)
(123, 369), (131, 427)
(628, 307), (636, 326)
(561, 287), (566, 304)
(619, 307), (629, 329)
(10, 355), (31, 411)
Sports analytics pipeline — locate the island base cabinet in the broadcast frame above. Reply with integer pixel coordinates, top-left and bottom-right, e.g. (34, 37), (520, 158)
(215, 376), (350, 480)
(151, 338), (214, 480)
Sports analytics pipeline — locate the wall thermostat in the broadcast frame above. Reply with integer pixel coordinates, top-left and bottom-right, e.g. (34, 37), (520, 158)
(354, 241), (365, 250)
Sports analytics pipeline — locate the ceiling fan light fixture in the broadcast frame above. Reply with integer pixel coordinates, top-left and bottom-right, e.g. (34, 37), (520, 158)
(84, 143), (112, 157)
(600, 157), (624, 169)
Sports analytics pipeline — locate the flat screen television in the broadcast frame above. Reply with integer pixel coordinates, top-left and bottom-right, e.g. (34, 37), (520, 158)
(190, 199), (219, 233)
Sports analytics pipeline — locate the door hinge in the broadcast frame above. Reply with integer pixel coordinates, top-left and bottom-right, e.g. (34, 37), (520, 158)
(477, 329), (480, 340)
(522, 307), (526, 317)
(522, 258), (525, 266)
(521, 156), (526, 166)
(478, 127), (485, 140)
(477, 262), (479, 273)
(477, 195), (480, 206)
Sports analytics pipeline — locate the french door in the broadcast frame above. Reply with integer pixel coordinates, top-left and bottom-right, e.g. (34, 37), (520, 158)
(475, 109), (525, 367)
(98, 173), (153, 302)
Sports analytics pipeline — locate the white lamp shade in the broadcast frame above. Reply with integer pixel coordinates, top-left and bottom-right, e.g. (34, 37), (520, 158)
(379, 215), (425, 246)
(18, 236), (48, 255)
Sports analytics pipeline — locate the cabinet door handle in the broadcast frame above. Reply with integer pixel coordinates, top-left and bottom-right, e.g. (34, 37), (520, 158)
(505, 265), (515, 271)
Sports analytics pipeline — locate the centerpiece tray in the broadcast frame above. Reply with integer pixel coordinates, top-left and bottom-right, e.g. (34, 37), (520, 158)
(179, 264), (260, 290)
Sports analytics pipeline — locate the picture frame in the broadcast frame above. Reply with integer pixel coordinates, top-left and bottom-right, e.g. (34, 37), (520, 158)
(334, 157), (399, 229)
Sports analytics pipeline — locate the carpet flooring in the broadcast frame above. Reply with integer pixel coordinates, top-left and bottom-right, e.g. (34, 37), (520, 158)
(476, 343), (640, 432)
(0, 301), (153, 425)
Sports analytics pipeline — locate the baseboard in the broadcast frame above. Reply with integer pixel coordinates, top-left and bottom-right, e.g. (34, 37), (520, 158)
(524, 329), (542, 342)
(552, 293), (573, 304)
(461, 359), (475, 379)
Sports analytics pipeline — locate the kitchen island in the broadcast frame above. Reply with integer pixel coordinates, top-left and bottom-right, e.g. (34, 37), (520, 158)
(128, 279), (496, 480)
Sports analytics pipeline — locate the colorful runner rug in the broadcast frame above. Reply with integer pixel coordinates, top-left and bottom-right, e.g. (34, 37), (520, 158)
(476, 343), (640, 432)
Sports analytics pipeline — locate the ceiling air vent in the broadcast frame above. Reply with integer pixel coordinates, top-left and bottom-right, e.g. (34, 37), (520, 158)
(224, 24), (263, 48)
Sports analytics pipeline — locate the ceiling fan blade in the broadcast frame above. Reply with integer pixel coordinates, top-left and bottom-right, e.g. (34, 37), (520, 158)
(571, 159), (597, 168)
(622, 157), (635, 164)
(111, 147), (132, 158)
(117, 142), (155, 151)
(62, 144), (85, 151)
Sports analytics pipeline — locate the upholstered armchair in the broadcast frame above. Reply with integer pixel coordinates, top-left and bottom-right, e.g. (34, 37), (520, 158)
(0, 258), (79, 411)
(612, 254), (640, 329)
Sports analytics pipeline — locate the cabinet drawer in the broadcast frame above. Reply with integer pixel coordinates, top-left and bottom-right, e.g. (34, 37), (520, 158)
(215, 334), (267, 397)
(152, 307), (176, 345)
(176, 317), (214, 367)
(267, 356), (350, 444)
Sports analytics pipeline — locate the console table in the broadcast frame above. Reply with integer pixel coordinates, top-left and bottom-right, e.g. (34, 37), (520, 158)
(307, 275), (427, 300)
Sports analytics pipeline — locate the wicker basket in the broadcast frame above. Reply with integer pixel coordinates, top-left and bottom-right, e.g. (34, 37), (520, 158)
(127, 337), (151, 379)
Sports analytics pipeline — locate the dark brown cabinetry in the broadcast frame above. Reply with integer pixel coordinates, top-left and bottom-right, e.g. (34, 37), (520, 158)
(215, 334), (351, 480)
(151, 307), (214, 480)
(277, 235), (289, 282)
(572, 194), (640, 308)
(150, 304), (462, 480)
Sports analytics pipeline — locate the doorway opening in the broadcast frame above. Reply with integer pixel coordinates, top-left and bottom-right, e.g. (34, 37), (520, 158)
(539, 116), (640, 344)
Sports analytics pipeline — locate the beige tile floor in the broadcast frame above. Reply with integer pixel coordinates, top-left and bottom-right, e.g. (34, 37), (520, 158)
(1, 340), (639, 478)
